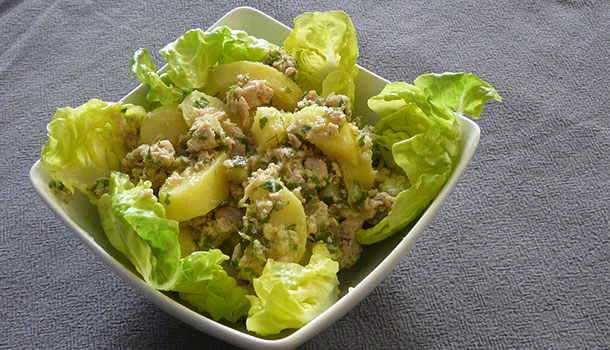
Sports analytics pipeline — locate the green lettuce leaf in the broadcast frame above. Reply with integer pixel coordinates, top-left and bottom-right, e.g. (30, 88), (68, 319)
(214, 26), (280, 64)
(357, 73), (501, 245)
(98, 172), (250, 321)
(159, 26), (278, 89)
(98, 172), (181, 289)
(246, 244), (340, 336)
(283, 11), (358, 103)
(130, 48), (184, 105)
(176, 250), (251, 323)
(40, 99), (146, 201)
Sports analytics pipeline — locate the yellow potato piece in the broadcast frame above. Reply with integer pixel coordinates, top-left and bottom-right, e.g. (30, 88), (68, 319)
(249, 186), (308, 263)
(139, 104), (189, 146)
(340, 156), (376, 199)
(159, 153), (229, 221)
(251, 107), (288, 150)
(203, 61), (302, 112)
(179, 91), (228, 127)
(292, 106), (376, 195)
(292, 106), (361, 166)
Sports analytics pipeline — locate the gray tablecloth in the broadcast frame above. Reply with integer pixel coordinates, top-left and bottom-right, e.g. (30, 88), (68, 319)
(2, 1), (608, 349)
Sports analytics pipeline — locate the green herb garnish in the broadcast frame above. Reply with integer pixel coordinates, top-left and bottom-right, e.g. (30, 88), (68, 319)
(193, 97), (209, 108)
(259, 116), (268, 129)
(301, 125), (312, 134)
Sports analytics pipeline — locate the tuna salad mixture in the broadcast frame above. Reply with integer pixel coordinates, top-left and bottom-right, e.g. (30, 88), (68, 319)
(117, 72), (400, 280)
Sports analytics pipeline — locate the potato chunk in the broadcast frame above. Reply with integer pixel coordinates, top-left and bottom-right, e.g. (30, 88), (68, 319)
(292, 106), (360, 165)
(251, 107), (288, 150)
(203, 61), (302, 112)
(291, 106), (376, 194)
(159, 153), (229, 221)
(139, 104), (189, 146)
(179, 91), (228, 127)
(249, 185), (308, 263)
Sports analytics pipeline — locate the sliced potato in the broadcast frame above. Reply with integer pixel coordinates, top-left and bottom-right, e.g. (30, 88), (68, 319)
(139, 104), (189, 146)
(179, 91), (228, 127)
(249, 185), (307, 262)
(340, 156), (376, 200)
(292, 106), (361, 165)
(203, 61), (302, 112)
(292, 106), (376, 194)
(251, 107), (288, 150)
(159, 153), (229, 221)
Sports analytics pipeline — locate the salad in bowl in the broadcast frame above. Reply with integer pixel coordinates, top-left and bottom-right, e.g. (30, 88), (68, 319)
(38, 10), (500, 337)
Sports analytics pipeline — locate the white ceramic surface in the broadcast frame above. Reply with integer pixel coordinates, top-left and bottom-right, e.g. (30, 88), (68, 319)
(30, 7), (481, 350)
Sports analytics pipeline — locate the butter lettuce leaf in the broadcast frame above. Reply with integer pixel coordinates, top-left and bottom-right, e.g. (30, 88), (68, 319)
(215, 26), (280, 65)
(283, 11), (358, 103)
(98, 172), (181, 289)
(130, 48), (184, 105)
(176, 250), (251, 323)
(357, 73), (501, 245)
(159, 28), (225, 90)
(41, 99), (146, 201)
(246, 244), (339, 336)
(98, 172), (249, 321)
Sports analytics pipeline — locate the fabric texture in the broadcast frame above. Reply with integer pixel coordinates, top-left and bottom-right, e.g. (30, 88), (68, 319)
(1, 0), (608, 349)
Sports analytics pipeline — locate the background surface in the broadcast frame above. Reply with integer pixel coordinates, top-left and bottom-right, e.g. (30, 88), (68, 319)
(1, 1), (608, 349)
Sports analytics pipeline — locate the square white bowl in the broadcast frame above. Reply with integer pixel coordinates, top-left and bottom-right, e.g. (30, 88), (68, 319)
(30, 6), (480, 350)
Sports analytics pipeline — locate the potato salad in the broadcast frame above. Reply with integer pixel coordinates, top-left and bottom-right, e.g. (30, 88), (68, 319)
(40, 11), (500, 336)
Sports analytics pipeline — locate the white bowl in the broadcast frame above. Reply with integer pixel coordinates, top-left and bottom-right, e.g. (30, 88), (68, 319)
(30, 6), (481, 350)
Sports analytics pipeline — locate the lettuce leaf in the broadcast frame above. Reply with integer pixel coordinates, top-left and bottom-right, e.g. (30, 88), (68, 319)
(214, 26), (280, 65)
(130, 48), (184, 105)
(158, 28), (225, 90)
(40, 99), (146, 201)
(357, 73), (501, 244)
(283, 11), (358, 103)
(246, 244), (339, 336)
(98, 172), (250, 322)
(176, 250), (251, 323)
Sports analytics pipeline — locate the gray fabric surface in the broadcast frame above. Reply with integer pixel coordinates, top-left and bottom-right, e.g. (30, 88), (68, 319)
(1, 0), (608, 349)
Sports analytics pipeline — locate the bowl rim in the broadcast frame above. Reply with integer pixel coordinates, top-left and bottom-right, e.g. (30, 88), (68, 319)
(30, 6), (481, 350)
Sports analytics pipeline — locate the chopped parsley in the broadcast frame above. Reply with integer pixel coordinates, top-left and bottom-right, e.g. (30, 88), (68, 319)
(359, 190), (369, 204)
(286, 224), (297, 231)
(286, 182), (299, 190)
(259, 116), (268, 129)
(301, 125), (312, 135)
(284, 87), (293, 94)
(266, 134), (280, 144)
(164, 193), (171, 205)
(193, 97), (209, 109)
(260, 213), (271, 224)
(198, 133), (207, 141)
(144, 147), (160, 166)
(85, 179), (109, 193)
(259, 180), (279, 192)
(263, 50), (283, 65)
(358, 135), (365, 147)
